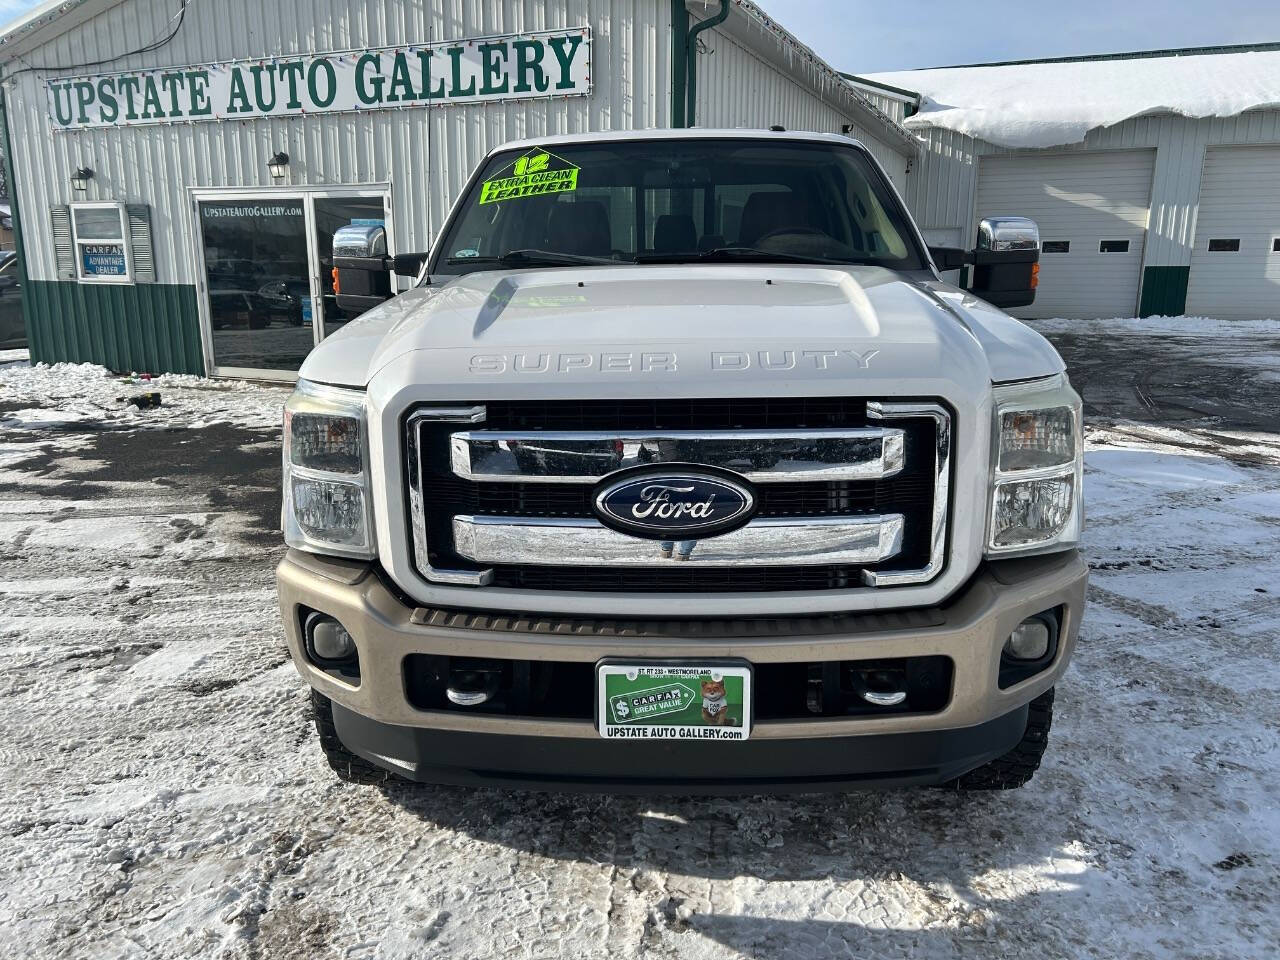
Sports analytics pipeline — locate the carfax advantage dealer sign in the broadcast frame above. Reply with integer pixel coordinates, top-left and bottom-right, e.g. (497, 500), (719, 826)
(47, 28), (590, 129)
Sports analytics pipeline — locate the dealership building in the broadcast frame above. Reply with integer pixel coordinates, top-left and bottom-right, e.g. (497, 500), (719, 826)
(5, 5), (1277, 381)
(864, 44), (1280, 320)
(0, 0), (918, 378)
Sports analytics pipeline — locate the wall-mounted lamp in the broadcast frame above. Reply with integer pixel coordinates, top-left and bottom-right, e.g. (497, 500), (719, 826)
(71, 167), (94, 192)
(267, 152), (290, 180)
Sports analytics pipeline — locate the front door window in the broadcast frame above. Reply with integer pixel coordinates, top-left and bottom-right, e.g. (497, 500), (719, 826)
(312, 197), (388, 341)
(199, 199), (313, 373)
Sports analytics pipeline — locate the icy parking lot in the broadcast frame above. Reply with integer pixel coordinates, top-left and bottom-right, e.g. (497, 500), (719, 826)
(0, 319), (1278, 960)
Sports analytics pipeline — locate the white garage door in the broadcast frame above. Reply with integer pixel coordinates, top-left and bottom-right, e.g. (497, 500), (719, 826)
(975, 150), (1155, 319)
(1187, 146), (1280, 320)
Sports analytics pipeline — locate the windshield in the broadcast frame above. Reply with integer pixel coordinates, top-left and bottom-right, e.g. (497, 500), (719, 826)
(430, 138), (924, 275)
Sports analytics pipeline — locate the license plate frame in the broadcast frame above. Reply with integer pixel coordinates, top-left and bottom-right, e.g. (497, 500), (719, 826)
(596, 659), (752, 741)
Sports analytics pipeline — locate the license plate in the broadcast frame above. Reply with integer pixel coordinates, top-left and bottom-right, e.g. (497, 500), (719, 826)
(597, 660), (752, 741)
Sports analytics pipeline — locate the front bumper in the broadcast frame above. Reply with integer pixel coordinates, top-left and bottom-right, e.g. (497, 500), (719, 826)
(277, 549), (1087, 790)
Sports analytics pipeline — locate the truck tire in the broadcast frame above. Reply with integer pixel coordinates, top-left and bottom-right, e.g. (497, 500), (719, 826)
(944, 687), (1055, 790)
(310, 690), (392, 785)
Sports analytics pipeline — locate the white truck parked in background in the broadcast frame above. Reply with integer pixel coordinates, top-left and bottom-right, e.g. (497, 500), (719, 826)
(277, 129), (1087, 792)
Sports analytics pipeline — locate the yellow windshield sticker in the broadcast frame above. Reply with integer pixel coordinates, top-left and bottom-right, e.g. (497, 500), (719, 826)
(479, 149), (579, 204)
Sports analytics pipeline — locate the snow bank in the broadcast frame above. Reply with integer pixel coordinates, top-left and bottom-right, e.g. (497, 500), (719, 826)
(866, 50), (1280, 149)
(0, 361), (287, 432)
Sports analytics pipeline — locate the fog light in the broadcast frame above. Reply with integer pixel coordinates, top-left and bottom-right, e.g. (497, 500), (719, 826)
(307, 614), (356, 663)
(1004, 619), (1051, 661)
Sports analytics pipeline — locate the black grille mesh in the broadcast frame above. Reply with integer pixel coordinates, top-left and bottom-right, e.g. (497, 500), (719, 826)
(410, 398), (943, 593)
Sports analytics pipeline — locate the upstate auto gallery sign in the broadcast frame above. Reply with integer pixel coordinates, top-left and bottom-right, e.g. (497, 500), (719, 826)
(47, 28), (590, 129)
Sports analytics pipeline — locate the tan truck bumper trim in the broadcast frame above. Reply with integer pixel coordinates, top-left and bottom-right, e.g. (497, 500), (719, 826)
(277, 549), (1087, 741)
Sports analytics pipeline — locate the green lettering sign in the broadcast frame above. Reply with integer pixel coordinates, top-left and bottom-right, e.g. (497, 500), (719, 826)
(117, 75), (141, 120)
(250, 64), (277, 112)
(74, 81), (95, 124)
(356, 53), (384, 105)
(51, 82), (75, 126)
(416, 49), (446, 99)
(447, 46), (475, 98)
(478, 42), (509, 96)
(186, 70), (212, 116)
(386, 51), (415, 102)
(140, 75), (164, 119)
(226, 67), (253, 114)
(512, 40), (548, 94)
(45, 29), (591, 129)
(307, 58), (337, 108)
(548, 35), (584, 90)
(159, 72), (185, 116)
(96, 78), (119, 123)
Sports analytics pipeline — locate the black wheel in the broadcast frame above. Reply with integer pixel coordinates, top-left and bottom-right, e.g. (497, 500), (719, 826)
(310, 689), (393, 785)
(944, 687), (1055, 791)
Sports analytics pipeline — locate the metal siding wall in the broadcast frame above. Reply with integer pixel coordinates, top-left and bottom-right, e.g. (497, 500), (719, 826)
(861, 91), (906, 125)
(9, 0), (671, 285)
(906, 110), (1280, 269)
(25, 280), (204, 373)
(689, 23), (911, 188)
(905, 128), (979, 237)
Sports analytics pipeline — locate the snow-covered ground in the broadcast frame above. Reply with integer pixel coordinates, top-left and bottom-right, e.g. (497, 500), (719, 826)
(1, 329), (1278, 959)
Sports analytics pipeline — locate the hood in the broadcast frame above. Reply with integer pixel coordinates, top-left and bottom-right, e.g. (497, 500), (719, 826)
(300, 265), (1063, 397)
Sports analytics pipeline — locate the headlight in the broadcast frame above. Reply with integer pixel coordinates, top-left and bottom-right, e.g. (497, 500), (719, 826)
(987, 375), (1083, 557)
(282, 381), (375, 558)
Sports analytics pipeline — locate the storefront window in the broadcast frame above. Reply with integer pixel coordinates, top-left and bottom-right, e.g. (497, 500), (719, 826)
(71, 203), (131, 283)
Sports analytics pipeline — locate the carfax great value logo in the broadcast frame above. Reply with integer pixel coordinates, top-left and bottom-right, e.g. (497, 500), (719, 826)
(609, 681), (697, 724)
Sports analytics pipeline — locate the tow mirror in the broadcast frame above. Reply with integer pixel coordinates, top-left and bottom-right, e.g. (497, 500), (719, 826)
(332, 223), (429, 316)
(929, 217), (1041, 309)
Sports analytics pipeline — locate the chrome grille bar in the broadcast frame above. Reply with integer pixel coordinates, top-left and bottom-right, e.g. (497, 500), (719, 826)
(452, 515), (905, 568)
(449, 428), (906, 484)
(862, 402), (950, 587)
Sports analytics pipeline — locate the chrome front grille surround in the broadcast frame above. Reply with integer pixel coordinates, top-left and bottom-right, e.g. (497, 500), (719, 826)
(405, 400), (952, 592)
(450, 427), (906, 484)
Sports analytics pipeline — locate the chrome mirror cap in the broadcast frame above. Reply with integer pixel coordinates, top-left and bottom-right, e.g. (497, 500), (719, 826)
(977, 216), (1040, 252)
(333, 223), (387, 259)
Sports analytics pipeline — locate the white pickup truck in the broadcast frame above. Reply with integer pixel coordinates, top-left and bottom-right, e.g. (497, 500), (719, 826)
(277, 129), (1086, 793)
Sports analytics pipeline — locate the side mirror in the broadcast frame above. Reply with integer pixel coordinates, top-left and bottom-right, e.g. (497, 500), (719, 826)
(333, 223), (391, 315)
(332, 224), (431, 316)
(970, 217), (1040, 309)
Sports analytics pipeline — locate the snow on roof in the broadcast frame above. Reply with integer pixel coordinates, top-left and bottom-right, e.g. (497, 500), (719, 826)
(865, 49), (1280, 149)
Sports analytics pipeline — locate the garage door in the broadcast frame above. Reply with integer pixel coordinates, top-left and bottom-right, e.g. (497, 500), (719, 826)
(975, 150), (1155, 319)
(1186, 146), (1280, 320)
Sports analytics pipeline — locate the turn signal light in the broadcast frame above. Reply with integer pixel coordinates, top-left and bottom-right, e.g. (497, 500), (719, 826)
(1030, 262), (1040, 289)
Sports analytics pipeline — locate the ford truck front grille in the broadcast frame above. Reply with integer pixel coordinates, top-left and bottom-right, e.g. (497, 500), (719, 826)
(405, 398), (951, 593)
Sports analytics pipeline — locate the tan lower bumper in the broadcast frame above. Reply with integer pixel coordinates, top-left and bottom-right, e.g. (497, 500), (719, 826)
(277, 550), (1087, 740)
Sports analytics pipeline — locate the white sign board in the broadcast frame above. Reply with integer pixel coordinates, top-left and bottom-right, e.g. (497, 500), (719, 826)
(49, 28), (590, 130)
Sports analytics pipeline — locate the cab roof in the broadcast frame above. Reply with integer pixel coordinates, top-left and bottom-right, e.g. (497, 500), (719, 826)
(489, 128), (870, 157)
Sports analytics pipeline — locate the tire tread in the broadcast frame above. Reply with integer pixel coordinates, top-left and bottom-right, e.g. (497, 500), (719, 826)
(310, 690), (393, 785)
(945, 687), (1055, 791)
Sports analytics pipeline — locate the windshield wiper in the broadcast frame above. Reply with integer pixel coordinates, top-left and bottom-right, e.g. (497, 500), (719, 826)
(633, 246), (863, 266)
(445, 248), (616, 267)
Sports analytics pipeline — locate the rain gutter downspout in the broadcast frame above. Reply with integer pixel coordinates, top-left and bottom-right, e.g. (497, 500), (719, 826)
(684, 0), (729, 127)
(669, 0), (689, 128)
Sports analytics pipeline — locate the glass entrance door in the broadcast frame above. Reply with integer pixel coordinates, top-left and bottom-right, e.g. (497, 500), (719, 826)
(196, 190), (390, 378)
(199, 198), (312, 373)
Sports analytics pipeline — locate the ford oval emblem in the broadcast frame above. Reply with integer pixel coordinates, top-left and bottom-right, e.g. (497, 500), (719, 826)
(592, 467), (756, 540)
